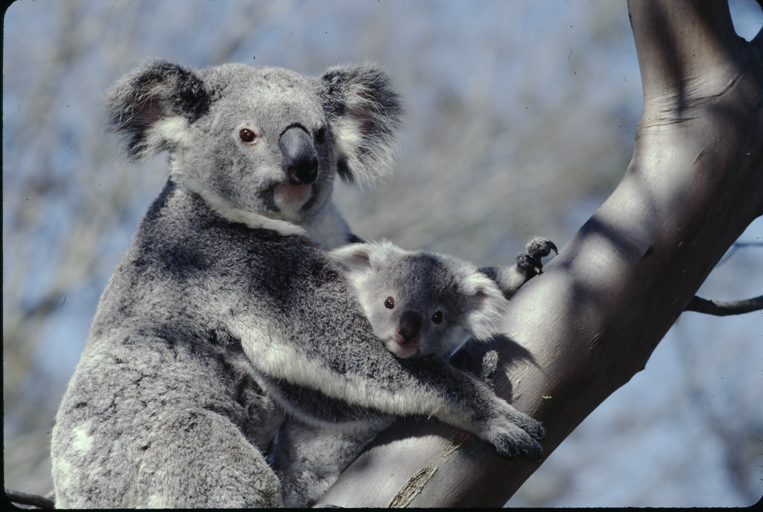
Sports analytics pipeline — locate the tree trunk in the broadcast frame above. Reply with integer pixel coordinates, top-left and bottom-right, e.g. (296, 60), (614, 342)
(316, 0), (763, 507)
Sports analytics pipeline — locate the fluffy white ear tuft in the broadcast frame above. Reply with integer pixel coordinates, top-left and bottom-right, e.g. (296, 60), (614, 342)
(105, 60), (211, 162)
(461, 272), (510, 341)
(327, 243), (376, 274)
(327, 240), (402, 275)
(143, 117), (193, 157)
(320, 61), (404, 185)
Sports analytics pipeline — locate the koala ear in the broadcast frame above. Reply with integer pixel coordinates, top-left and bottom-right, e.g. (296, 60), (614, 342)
(327, 243), (376, 274)
(460, 272), (509, 341)
(105, 60), (211, 161)
(320, 61), (404, 185)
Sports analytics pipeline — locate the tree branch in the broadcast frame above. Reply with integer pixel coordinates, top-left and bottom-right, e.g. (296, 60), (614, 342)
(4, 489), (55, 509)
(317, 0), (763, 507)
(684, 295), (763, 316)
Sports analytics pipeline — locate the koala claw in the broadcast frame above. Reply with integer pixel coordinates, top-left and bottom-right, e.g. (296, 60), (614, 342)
(484, 399), (546, 461)
(519, 437), (544, 461)
(522, 417), (546, 441)
(517, 237), (558, 276)
(487, 423), (544, 461)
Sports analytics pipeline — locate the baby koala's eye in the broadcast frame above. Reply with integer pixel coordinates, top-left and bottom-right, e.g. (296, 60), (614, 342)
(239, 128), (257, 143)
(384, 297), (395, 309)
(315, 127), (327, 144)
(432, 311), (444, 325)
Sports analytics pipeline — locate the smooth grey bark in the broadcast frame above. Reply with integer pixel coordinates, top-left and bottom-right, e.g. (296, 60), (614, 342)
(316, 0), (763, 507)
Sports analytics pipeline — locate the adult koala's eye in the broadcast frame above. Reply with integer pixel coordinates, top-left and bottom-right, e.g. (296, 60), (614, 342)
(239, 128), (257, 143)
(432, 311), (444, 324)
(384, 297), (395, 309)
(315, 127), (326, 144)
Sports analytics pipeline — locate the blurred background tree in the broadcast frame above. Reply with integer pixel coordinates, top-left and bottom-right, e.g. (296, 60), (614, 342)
(3, 0), (761, 506)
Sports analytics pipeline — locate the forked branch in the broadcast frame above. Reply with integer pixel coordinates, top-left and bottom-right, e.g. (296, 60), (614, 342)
(685, 295), (763, 316)
(318, 0), (763, 507)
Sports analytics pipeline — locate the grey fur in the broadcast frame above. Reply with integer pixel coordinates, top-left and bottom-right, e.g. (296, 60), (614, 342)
(478, 237), (559, 301)
(50, 60), (543, 508)
(274, 241), (551, 507)
(329, 241), (511, 358)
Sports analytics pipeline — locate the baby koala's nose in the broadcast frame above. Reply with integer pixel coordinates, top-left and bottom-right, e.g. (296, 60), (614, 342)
(397, 310), (423, 345)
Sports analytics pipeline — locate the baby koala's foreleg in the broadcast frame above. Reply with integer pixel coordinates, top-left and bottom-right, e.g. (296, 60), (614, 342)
(480, 237), (557, 300)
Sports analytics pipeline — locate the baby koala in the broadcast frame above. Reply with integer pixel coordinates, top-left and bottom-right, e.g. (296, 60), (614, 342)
(273, 239), (555, 507)
(331, 241), (511, 360)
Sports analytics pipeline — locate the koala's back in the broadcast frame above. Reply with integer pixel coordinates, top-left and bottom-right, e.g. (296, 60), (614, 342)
(53, 334), (280, 507)
(51, 184), (289, 508)
(51, 182), (390, 507)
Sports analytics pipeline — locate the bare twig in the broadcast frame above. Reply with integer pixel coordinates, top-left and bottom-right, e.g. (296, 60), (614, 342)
(716, 241), (763, 267)
(4, 489), (55, 509)
(685, 295), (763, 316)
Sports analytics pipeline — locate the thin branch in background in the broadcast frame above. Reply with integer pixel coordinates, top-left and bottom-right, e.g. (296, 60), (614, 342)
(684, 295), (763, 316)
(4, 489), (55, 509)
(684, 242), (763, 316)
(716, 241), (763, 267)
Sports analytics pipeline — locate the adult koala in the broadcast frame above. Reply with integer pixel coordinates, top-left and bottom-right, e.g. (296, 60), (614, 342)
(51, 60), (544, 508)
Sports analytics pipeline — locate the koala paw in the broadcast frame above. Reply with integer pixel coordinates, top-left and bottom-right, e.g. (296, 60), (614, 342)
(450, 349), (500, 387)
(480, 350), (500, 383)
(516, 414), (546, 442)
(516, 237), (558, 277)
(484, 419), (544, 461)
(483, 401), (545, 460)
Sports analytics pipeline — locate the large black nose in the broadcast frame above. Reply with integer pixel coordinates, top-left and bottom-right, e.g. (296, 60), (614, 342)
(397, 310), (423, 344)
(279, 126), (318, 185)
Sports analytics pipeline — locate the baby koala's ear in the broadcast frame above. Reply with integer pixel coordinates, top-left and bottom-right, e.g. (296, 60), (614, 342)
(461, 271), (510, 342)
(327, 240), (402, 276)
(327, 243), (376, 275)
(105, 60), (211, 161)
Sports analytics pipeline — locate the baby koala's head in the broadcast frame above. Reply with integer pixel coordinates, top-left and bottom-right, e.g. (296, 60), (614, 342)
(328, 241), (509, 359)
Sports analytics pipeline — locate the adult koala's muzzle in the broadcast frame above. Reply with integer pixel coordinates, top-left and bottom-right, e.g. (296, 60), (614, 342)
(280, 126), (318, 185)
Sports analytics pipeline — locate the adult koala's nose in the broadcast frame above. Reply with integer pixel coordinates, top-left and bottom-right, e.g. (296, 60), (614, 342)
(279, 126), (318, 185)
